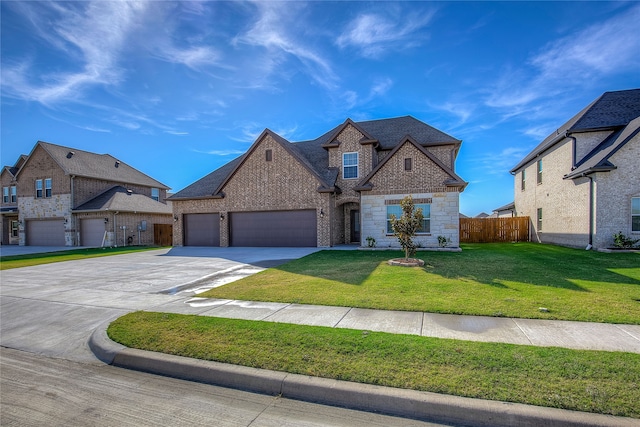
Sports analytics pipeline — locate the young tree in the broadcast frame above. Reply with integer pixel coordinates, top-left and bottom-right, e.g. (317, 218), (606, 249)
(390, 195), (424, 260)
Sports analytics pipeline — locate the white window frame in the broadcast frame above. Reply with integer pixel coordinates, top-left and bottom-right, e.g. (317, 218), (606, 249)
(521, 170), (526, 191)
(45, 178), (52, 198)
(537, 160), (543, 185)
(10, 186), (16, 203)
(2, 187), (8, 203)
(537, 208), (543, 231)
(11, 220), (19, 238)
(386, 203), (431, 234)
(342, 152), (359, 179)
(151, 188), (160, 202)
(632, 197), (640, 232)
(35, 179), (43, 198)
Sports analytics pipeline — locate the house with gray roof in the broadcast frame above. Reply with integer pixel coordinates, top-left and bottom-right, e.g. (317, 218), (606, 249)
(170, 116), (467, 248)
(1, 141), (172, 247)
(510, 89), (640, 249)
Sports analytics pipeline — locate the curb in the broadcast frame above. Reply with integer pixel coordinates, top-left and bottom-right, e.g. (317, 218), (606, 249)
(89, 322), (637, 427)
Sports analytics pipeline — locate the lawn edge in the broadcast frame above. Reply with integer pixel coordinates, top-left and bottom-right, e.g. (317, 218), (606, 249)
(91, 320), (638, 426)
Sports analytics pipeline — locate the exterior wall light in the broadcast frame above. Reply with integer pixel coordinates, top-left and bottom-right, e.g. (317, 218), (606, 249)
(320, 209), (324, 218)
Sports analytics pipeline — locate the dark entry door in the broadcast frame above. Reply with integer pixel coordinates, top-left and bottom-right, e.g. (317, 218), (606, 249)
(350, 210), (360, 243)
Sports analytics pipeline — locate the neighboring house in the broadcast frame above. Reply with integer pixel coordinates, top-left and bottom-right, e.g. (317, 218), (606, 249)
(1, 141), (172, 247)
(510, 89), (640, 249)
(170, 116), (467, 248)
(492, 202), (516, 218)
(0, 155), (27, 245)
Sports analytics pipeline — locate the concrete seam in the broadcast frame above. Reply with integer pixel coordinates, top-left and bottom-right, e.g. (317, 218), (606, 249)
(613, 324), (640, 343)
(512, 319), (535, 345)
(261, 303), (292, 321)
(334, 307), (353, 328)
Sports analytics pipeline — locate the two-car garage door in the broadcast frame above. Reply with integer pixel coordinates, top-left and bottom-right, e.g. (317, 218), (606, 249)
(183, 210), (317, 247)
(230, 210), (316, 247)
(26, 219), (65, 246)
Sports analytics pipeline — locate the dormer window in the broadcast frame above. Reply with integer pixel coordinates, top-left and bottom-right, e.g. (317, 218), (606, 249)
(343, 152), (358, 179)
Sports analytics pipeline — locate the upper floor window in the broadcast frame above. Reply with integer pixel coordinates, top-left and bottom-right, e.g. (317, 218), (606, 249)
(632, 197), (640, 232)
(36, 179), (43, 198)
(343, 152), (358, 179)
(2, 187), (8, 203)
(45, 178), (52, 198)
(387, 203), (431, 234)
(11, 186), (16, 203)
(537, 160), (543, 184)
(521, 170), (526, 191)
(537, 208), (543, 231)
(151, 188), (160, 202)
(265, 149), (273, 162)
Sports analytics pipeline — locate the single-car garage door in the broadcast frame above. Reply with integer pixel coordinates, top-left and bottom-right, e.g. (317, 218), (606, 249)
(230, 210), (317, 247)
(81, 218), (106, 247)
(184, 213), (220, 246)
(26, 219), (65, 246)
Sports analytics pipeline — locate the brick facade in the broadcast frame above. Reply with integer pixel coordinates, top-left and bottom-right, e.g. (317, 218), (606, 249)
(6, 141), (171, 247)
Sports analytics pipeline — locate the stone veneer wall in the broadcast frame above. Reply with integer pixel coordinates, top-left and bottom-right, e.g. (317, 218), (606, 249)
(18, 194), (73, 245)
(361, 192), (460, 248)
(172, 134), (331, 247)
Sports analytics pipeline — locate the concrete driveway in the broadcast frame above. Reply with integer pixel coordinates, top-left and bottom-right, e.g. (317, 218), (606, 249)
(0, 246), (319, 363)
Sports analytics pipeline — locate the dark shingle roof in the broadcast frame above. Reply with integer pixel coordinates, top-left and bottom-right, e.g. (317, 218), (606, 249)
(171, 116), (461, 199)
(24, 141), (169, 189)
(511, 89), (640, 173)
(564, 116), (640, 179)
(170, 156), (242, 199)
(74, 186), (172, 214)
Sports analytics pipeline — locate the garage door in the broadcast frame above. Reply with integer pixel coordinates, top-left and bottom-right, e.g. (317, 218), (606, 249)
(230, 210), (317, 247)
(184, 213), (220, 246)
(81, 218), (106, 247)
(26, 219), (65, 246)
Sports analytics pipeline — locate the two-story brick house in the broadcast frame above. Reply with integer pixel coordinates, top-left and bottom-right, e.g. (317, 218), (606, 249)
(0, 155), (27, 245)
(170, 116), (467, 248)
(510, 89), (640, 249)
(1, 141), (173, 247)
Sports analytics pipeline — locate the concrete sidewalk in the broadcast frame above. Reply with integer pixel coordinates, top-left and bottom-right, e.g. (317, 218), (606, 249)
(90, 308), (640, 427)
(151, 297), (640, 354)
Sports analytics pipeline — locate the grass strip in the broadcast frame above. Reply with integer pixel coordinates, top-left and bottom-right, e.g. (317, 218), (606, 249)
(109, 311), (640, 418)
(199, 243), (640, 324)
(0, 246), (164, 270)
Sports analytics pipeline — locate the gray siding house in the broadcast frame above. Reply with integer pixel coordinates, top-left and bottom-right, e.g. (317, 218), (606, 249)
(510, 89), (640, 249)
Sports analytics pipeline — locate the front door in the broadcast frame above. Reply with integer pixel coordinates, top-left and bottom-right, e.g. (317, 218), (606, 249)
(350, 210), (360, 244)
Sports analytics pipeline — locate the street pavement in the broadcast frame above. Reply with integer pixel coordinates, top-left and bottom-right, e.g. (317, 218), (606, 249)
(2, 245), (640, 426)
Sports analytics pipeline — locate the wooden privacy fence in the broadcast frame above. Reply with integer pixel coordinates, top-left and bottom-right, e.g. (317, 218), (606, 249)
(460, 217), (530, 243)
(154, 223), (173, 246)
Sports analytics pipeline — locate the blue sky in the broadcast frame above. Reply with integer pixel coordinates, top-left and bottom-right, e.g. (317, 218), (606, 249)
(2, 1), (639, 216)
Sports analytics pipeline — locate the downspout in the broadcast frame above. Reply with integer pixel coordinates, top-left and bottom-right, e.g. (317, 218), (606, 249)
(70, 175), (76, 246)
(585, 174), (594, 250)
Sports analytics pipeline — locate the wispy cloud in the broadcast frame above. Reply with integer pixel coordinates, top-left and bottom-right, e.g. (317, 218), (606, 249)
(336, 7), (435, 58)
(2, 1), (148, 105)
(233, 2), (338, 90)
(475, 146), (532, 176)
(193, 148), (246, 156)
(164, 130), (189, 136)
(484, 4), (640, 113)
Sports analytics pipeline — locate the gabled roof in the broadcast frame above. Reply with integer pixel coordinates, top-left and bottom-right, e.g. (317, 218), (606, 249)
(317, 116), (460, 150)
(17, 141), (169, 189)
(171, 116), (462, 199)
(355, 135), (467, 191)
(511, 89), (640, 173)
(212, 129), (335, 196)
(564, 116), (640, 179)
(2, 155), (28, 178)
(73, 186), (172, 214)
(493, 201), (515, 213)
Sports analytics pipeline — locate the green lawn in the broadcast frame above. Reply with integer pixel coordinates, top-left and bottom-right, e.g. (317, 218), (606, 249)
(0, 246), (165, 270)
(199, 243), (640, 324)
(109, 312), (640, 418)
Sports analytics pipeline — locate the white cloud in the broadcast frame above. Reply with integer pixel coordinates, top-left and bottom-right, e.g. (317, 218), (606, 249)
(336, 8), (435, 58)
(164, 130), (189, 136)
(193, 148), (246, 156)
(233, 2), (338, 90)
(2, 1), (148, 105)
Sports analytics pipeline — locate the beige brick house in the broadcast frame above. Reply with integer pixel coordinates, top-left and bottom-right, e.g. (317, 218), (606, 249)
(510, 89), (640, 249)
(1, 141), (172, 247)
(170, 116), (467, 248)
